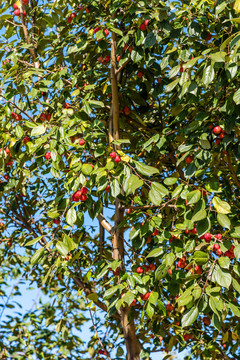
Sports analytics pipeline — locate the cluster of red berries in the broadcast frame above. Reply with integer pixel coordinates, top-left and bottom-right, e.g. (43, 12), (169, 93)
(13, 0), (28, 16)
(98, 349), (109, 356)
(3, 59), (10, 66)
(23, 137), (30, 144)
(110, 151), (121, 163)
(12, 112), (22, 121)
(72, 187), (88, 202)
(141, 291), (151, 301)
(39, 113), (51, 122)
(136, 264), (156, 273)
(94, 27), (109, 37)
(209, 125), (226, 145)
(183, 333), (194, 341)
(140, 20), (149, 31)
(98, 55), (110, 65)
(67, 12), (77, 24)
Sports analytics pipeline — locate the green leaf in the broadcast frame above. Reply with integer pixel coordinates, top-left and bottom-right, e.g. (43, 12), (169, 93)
(15, 125), (24, 138)
(218, 256), (230, 269)
(165, 253), (175, 267)
(31, 125), (46, 136)
(193, 251), (209, 265)
(149, 291), (158, 306)
(214, 268), (232, 289)
(144, 32), (156, 48)
(234, 244), (240, 260)
(25, 236), (44, 247)
(103, 285), (120, 300)
(125, 175), (143, 195)
(164, 177), (177, 185)
(217, 213), (231, 229)
(233, 88), (240, 104)
(196, 217), (211, 236)
(31, 247), (45, 265)
(182, 306), (199, 328)
(131, 49), (143, 63)
(148, 187), (162, 206)
(192, 210), (207, 222)
(111, 179), (121, 197)
(228, 302), (240, 317)
(66, 207), (77, 226)
(56, 241), (69, 257)
(152, 182), (169, 196)
(147, 247), (163, 258)
(81, 164), (93, 175)
(146, 302), (155, 318)
(63, 234), (77, 252)
(202, 65), (214, 86)
(212, 197), (231, 214)
(135, 162), (159, 176)
(186, 190), (201, 204)
(165, 78), (180, 92)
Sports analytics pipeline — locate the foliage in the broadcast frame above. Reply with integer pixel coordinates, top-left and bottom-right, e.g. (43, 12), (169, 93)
(0, 0), (240, 359)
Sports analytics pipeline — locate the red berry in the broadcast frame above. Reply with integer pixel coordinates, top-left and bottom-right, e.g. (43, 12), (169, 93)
(114, 155), (121, 163)
(206, 33), (212, 41)
(53, 219), (60, 225)
(14, 9), (20, 16)
(191, 227), (197, 235)
(104, 55), (110, 63)
(219, 132), (225, 139)
(166, 303), (174, 312)
(185, 156), (193, 164)
(13, 3), (19, 9)
(215, 138), (221, 145)
(168, 269), (172, 275)
(217, 249), (223, 256)
(183, 334), (190, 341)
(72, 190), (81, 202)
(23, 137), (30, 144)
(5, 147), (10, 154)
(128, 46), (133, 53)
(126, 208), (132, 215)
(180, 65), (184, 73)
(110, 152), (117, 159)
(204, 233), (211, 242)
(64, 103), (70, 109)
(4, 175), (9, 180)
(152, 229), (159, 236)
(11, 112), (16, 119)
(144, 20), (149, 26)
(202, 317), (211, 326)
(146, 236), (152, 244)
(40, 113), (46, 121)
(141, 292), (150, 301)
(106, 184), (110, 192)
(81, 187), (88, 195)
(123, 106), (130, 115)
(213, 243), (220, 251)
(15, 114), (22, 121)
(194, 265), (202, 275)
(104, 29), (109, 36)
(137, 71), (144, 79)
(70, 12), (76, 18)
(80, 194), (87, 201)
(136, 267), (143, 274)
(44, 152), (51, 160)
(116, 55), (121, 62)
(216, 233), (222, 240)
(79, 139), (85, 146)
(149, 264), (156, 271)
(131, 299), (137, 306)
(67, 16), (73, 23)
(140, 23), (147, 31)
(213, 126), (222, 135)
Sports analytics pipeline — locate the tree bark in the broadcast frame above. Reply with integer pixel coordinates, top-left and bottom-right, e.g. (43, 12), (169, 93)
(110, 27), (142, 360)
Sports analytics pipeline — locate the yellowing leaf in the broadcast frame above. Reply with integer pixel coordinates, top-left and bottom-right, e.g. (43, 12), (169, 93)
(234, 0), (240, 13)
(212, 197), (231, 214)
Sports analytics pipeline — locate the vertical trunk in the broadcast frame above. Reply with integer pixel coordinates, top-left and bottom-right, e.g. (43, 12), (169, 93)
(110, 29), (142, 360)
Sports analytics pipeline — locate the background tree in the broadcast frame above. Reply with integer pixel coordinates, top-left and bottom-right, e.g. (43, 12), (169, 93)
(1, 0), (240, 359)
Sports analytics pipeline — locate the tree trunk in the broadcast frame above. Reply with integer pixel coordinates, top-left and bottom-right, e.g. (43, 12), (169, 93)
(110, 26), (142, 360)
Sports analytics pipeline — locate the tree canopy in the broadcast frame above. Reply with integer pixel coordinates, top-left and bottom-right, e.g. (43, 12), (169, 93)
(1, 0), (240, 359)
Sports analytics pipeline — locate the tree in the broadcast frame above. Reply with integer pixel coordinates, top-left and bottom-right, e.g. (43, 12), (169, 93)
(1, 0), (240, 359)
